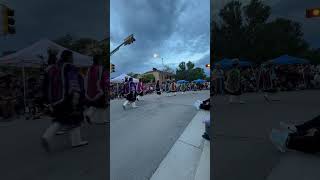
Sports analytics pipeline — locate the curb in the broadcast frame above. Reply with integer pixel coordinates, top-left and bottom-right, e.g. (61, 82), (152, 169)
(150, 110), (209, 180)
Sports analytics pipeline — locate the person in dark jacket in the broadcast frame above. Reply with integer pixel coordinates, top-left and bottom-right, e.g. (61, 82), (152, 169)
(41, 50), (88, 152)
(122, 77), (138, 109)
(225, 59), (244, 104)
(136, 79), (144, 101)
(270, 115), (320, 154)
(156, 80), (161, 95)
(84, 54), (107, 124)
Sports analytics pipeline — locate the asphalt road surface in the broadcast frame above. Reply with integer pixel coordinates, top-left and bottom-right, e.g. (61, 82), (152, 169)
(0, 114), (108, 180)
(212, 90), (320, 180)
(110, 91), (209, 180)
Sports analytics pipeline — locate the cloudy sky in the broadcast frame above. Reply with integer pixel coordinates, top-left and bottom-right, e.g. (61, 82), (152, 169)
(0, 0), (318, 77)
(110, 0), (210, 77)
(212, 0), (320, 48)
(0, 0), (106, 53)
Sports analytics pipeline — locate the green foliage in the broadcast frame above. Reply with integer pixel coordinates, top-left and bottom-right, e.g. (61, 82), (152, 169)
(176, 62), (187, 80)
(176, 61), (206, 81)
(141, 74), (155, 83)
(243, 0), (271, 26)
(162, 65), (175, 74)
(127, 72), (140, 78)
(54, 34), (104, 56)
(54, 35), (111, 68)
(212, 0), (313, 64)
(54, 34), (74, 49)
(72, 38), (99, 54)
(192, 67), (206, 80)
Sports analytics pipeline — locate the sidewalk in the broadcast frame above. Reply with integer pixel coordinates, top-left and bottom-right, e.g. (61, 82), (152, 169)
(150, 110), (210, 180)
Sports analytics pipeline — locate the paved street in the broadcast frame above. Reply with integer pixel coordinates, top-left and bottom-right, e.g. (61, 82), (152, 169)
(110, 91), (209, 180)
(0, 90), (209, 180)
(212, 90), (320, 180)
(0, 116), (108, 180)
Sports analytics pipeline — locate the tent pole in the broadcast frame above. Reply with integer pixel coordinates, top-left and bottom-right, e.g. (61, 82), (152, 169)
(117, 83), (119, 98)
(22, 64), (27, 115)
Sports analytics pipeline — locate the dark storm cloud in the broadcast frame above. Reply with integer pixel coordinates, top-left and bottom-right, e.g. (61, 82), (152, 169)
(111, 0), (184, 50)
(111, 0), (210, 76)
(0, 0), (106, 52)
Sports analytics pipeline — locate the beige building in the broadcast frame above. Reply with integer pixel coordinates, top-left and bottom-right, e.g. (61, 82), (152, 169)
(143, 68), (175, 84)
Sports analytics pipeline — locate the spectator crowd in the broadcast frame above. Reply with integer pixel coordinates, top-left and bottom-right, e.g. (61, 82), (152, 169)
(212, 63), (320, 95)
(110, 80), (210, 100)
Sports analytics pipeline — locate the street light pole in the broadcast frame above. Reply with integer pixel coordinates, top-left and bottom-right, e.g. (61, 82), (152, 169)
(154, 53), (165, 69)
(110, 34), (135, 56)
(161, 57), (164, 68)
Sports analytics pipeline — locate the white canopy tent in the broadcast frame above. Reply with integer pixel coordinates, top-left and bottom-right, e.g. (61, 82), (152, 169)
(0, 39), (93, 113)
(111, 73), (139, 83)
(0, 38), (92, 67)
(111, 74), (139, 97)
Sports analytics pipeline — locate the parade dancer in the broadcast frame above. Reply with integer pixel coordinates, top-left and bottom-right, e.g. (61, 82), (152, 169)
(122, 77), (130, 109)
(170, 80), (177, 96)
(136, 79), (144, 101)
(84, 55), (107, 124)
(225, 59), (244, 104)
(165, 80), (171, 96)
(41, 50), (88, 152)
(180, 82), (187, 94)
(156, 80), (162, 96)
(42, 47), (61, 112)
(259, 64), (279, 102)
(212, 63), (225, 95)
(123, 77), (138, 109)
(42, 48), (69, 135)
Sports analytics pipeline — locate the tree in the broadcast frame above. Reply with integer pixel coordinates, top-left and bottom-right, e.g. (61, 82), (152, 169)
(186, 61), (195, 70)
(54, 34), (74, 49)
(127, 72), (140, 78)
(176, 62), (187, 80)
(192, 67), (206, 80)
(261, 18), (308, 58)
(219, 1), (243, 29)
(302, 48), (320, 64)
(163, 65), (175, 74)
(243, 0), (271, 26)
(176, 61), (206, 81)
(72, 38), (99, 55)
(212, 0), (311, 64)
(218, 1), (246, 58)
(141, 74), (155, 83)
(242, 0), (271, 60)
(54, 34), (103, 56)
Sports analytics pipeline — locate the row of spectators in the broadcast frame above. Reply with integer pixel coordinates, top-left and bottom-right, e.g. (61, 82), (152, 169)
(212, 64), (320, 94)
(110, 81), (210, 99)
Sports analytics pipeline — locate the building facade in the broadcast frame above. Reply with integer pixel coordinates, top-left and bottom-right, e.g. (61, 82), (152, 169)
(143, 68), (175, 84)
